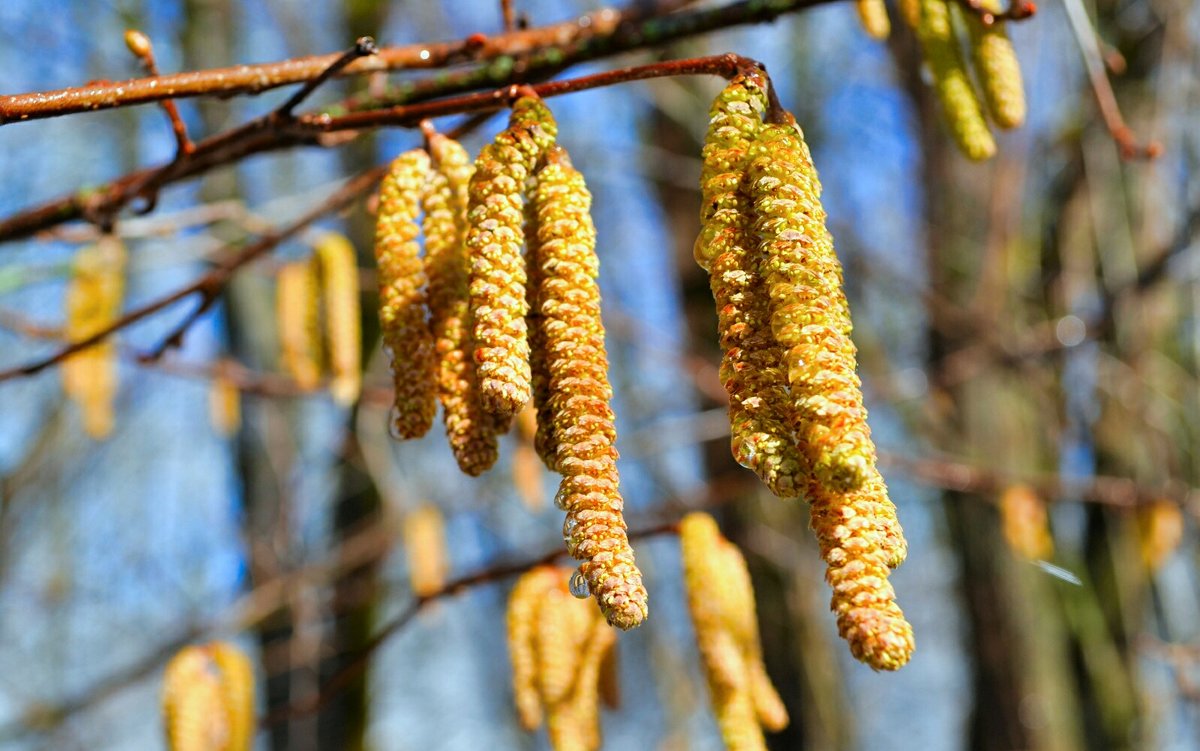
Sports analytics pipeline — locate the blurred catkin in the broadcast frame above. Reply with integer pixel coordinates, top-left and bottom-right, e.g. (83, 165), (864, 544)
(856, 0), (892, 39)
(208, 367), (241, 437)
(425, 132), (500, 475)
(999, 484), (1054, 561)
(697, 74), (807, 499)
(162, 647), (229, 751)
(208, 642), (255, 751)
(276, 260), (322, 391)
(376, 149), (436, 438)
(403, 503), (449, 597)
(749, 120), (875, 493)
(1138, 499), (1184, 571)
(314, 232), (362, 406)
(962, 0), (1026, 128)
(533, 147), (647, 630)
(507, 567), (559, 730)
(62, 234), (126, 439)
(466, 96), (558, 422)
(917, 0), (997, 160)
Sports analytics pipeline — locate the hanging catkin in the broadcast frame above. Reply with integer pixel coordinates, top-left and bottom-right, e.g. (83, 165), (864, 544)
(917, 0), (997, 160)
(749, 119), (876, 493)
(507, 566), (559, 730)
(533, 147), (647, 630)
(161, 646), (228, 751)
(314, 232), (362, 407)
(403, 502), (449, 597)
(856, 0), (892, 39)
(696, 74), (807, 499)
(276, 260), (322, 391)
(208, 642), (255, 751)
(680, 513), (789, 751)
(375, 149), (437, 439)
(62, 234), (126, 439)
(208, 366), (241, 437)
(466, 96), (558, 423)
(525, 178), (559, 472)
(424, 132), (500, 475)
(809, 466), (914, 670)
(963, 0), (1027, 129)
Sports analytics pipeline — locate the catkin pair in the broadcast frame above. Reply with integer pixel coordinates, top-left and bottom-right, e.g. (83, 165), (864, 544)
(161, 642), (255, 751)
(62, 233), (126, 439)
(527, 146), (647, 631)
(680, 513), (788, 751)
(507, 566), (616, 751)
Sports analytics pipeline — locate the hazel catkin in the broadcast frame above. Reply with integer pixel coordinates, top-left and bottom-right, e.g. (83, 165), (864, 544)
(62, 234), (126, 439)
(466, 96), (558, 423)
(161, 643), (258, 751)
(697, 74), (807, 499)
(276, 259), (322, 391)
(314, 232), (363, 407)
(375, 149), (437, 439)
(425, 132), (501, 476)
(963, 0), (1027, 129)
(532, 147), (647, 630)
(856, 0), (892, 39)
(917, 0), (997, 160)
(208, 642), (255, 751)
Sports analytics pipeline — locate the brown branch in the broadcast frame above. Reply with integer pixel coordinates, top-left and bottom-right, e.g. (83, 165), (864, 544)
(276, 37), (378, 118)
(0, 166), (384, 383)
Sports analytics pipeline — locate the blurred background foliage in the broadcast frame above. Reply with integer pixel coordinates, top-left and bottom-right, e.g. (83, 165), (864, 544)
(0, 0), (1196, 749)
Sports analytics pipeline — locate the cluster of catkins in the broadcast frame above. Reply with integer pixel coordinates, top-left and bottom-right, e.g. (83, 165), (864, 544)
(371, 96), (648, 631)
(276, 232), (363, 406)
(696, 72), (913, 670)
(161, 641), (255, 751)
(506, 566), (618, 751)
(62, 233), (126, 439)
(852, 0), (1027, 159)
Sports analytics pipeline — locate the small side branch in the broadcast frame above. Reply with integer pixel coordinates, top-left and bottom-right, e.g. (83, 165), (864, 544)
(124, 30), (194, 158)
(276, 37), (378, 118)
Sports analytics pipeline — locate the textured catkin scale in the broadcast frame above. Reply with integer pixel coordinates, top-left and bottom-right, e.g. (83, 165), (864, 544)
(533, 149), (647, 630)
(314, 233), (362, 407)
(697, 75), (807, 499)
(525, 183), (559, 471)
(507, 566), (560, 730)
(208, 642), (255, 751)
(680, 513), (785, 751)
(276, 260), (322, 391)
(162, 647), (228, 751)
(808, 468), (914, 670)
(998, 484), (1053, 561)
(62, 235), (126, 439)
(856, 0), (892, 39)
(376, 149), (437, 439)
(466, 97), (558, 423)
(962, 0), (1027, 129)
(749, 121), (877, 493)
(918, 0), (997, 160)
(424, 133), (500, 476)
(403, 503), (449, 597)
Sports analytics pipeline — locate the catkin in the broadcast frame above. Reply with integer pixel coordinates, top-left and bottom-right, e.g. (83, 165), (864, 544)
(425, 132), (500, 475)
(680, 513), (788, 750)
(62, 234), (126, 439)
(898, 0), (922, 28)
(917, 0), (997, 160)
(1138, 499), (1184, 572)
(546, 615), (614, 751)
(376, 149), (437, 439)
(403, 503), (449, 597)
(697, 74), (807, 499)
(856, 0), (892, 39)
(999, 484), (1053, 561)
(208, 642), (255, 751)
(276, 260), (322, 391)
(533, 147), (647, 630)
(314, 233), (363, 406)
(963, 0), (1026, 129)
(749, 120), (875, 493)
(466, 96), (558, 422)
(208, 368), (241, 437)
(161, 647), (229, 751)
(809, 467), (914, 670)
(507, 567), (560, 730)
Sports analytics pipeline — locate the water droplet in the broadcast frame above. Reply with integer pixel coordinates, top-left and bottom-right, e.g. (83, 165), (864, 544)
(568, 568), (590, 599)
(554, 484), (571, 511)
(387, 405), (404, 441)
(731, 436), (756, 469)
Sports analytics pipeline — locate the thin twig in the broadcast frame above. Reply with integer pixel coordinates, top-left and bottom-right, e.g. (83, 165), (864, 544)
(124, 30), (194, 158)
(277, 37), (378, 117)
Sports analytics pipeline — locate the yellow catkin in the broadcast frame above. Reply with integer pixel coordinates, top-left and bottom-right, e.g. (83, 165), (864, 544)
(546, 613), (614, 751)
(680, 513), (788, 751)
(276, 260), (322, 391)
(466, 96), (558, 422)
(697, 74), (807, 499)
(314, 232), (362, 407)
(534, 147), (647, 630)
(963, 0), (1027, 129)
(62, 234), (126, 439)
(535, 582), (590, 707)
(898, 0), (922, 28)
(208, 368), (241, 437)
(376, 149), (437, 439)
(918, 0), (997, 160)
(425, 132), (500, 475)
(749, 120), (876, 493)
(525, 180), (559, 472)
(507, 566), (562, 730)
(856, 0), (892, 39)
(403, 503), (449, 597)
(162, 647), (228, 751)
(999, 484), (1054, 561)
(809, 467), (914, 670)
(1137, 499), (1184, 571)
(208, 642), (255, 751)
